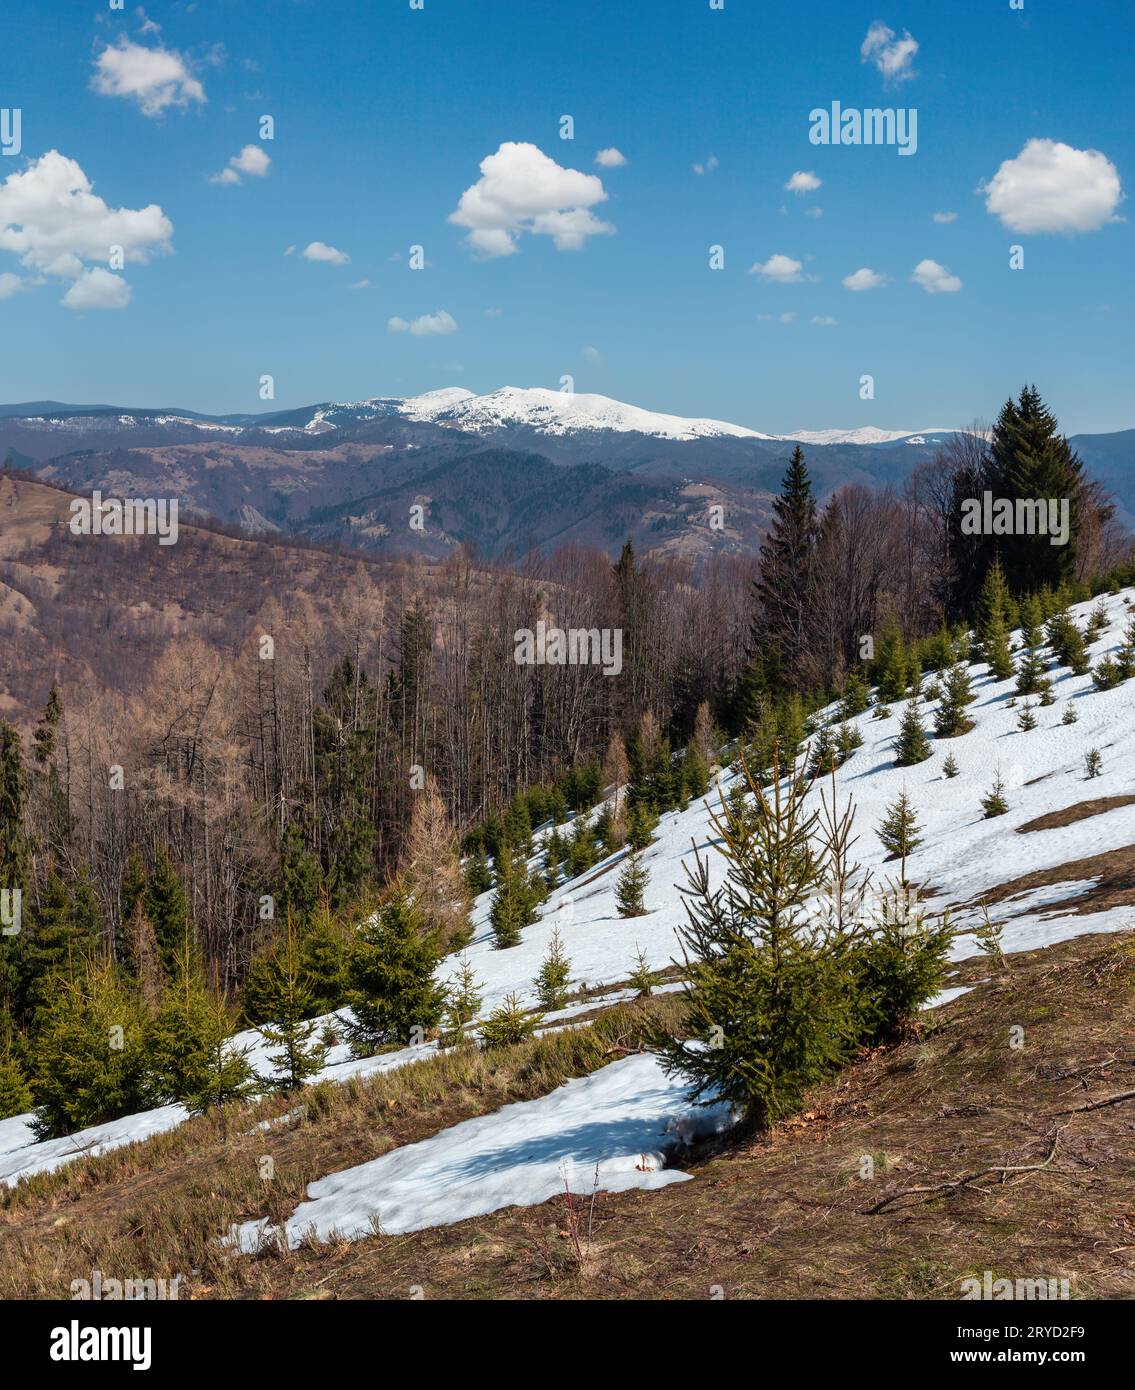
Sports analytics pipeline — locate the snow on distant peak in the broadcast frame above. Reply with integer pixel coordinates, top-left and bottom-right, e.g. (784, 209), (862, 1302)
(399, 387), (477, 416)
(777, 426), (960, 446)
(399, 385), (776, 441)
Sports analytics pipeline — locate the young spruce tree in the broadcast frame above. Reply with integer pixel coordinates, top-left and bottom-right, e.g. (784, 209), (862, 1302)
(662, 752), (862, 1135)
(893, 698), (931, 767)
(615, 846), (649, 918)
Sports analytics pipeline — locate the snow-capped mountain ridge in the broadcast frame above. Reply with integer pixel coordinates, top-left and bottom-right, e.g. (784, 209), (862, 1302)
(306, 385), (957, 445)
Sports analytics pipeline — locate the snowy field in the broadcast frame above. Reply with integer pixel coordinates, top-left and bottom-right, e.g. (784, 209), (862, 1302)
(5, 590), (1134, 1230)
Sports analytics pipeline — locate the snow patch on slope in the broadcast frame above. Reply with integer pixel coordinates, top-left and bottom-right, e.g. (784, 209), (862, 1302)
(229, 1052), (731, 1249)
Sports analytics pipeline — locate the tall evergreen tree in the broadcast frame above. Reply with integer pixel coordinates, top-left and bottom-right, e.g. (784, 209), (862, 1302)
(750, 446), (819, 692)
(985, 385), (1084, 593)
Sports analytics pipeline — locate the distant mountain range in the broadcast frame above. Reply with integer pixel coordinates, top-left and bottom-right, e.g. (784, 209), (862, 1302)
(2, 387), (1131, 558)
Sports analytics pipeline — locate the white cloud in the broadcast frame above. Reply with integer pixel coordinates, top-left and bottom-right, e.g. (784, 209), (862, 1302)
(92, 38), (204, 117)
(594, 148), (626, 168)
(778, 312), (796, 324)
(136, 7), (161, 36)
(842, 266), (888, 292)
(483, 307), (503, 317)
(860, 21), (919, 82)
(785, 170), (821, 194)
(932, 210), (958, 224)
(302, 240), (349, 265)
(804, 206), (824, 219)
(911, 258), (962, 293)
(582, 345), (601, 361)
(211, 144), (271, 186)
(232, 146), (270, 177)
(0, 150), (171, 307)
(61, 267), (131, 310)
(349, 278), (373, 290)
(750, 253), (804, 282)
(979, 138), (1123, 234)
(0, 271), (21, 299)
(812, 315), (838, 326)
(692, 155), (719, 176)
(387, 310), (457, 336)
(449, 142), (613, 258)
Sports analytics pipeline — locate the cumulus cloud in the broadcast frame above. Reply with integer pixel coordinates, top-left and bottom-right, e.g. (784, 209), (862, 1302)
(0, 271), (21, 299)
(0, 150), (171, 307)
(911, 258), (962, 293)
(594, 148), (627, 168)
(61, 267), (131, 310)
(750, 253), (805, 282)
(212, 144), (271, 185)
(387, 309), (457, 336)
(932, 210), (958, 224)
(449, 142), (613, 258)
(785, 170), (821, 194)
(302, 240), (349, 265)
(979, 138), (1123, 234)
(812, 315), (838, 326)
(860, 21), (919, 82)
(842, 266), (888, 292)
(92, 38), (204, 116)
(692, 155), (719, 175)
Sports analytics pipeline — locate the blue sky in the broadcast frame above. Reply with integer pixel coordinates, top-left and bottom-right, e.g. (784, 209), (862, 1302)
(0, 0), (1130, 432)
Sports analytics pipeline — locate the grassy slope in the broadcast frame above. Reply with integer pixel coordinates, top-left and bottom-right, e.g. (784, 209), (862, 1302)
(3, 933), (1133, 1300)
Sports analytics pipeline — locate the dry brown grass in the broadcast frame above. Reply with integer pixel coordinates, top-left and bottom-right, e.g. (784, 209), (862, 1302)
(1016, 796), (1135, 834)
(975, 845), (1135, 917)
(0, 998), (678, 1299)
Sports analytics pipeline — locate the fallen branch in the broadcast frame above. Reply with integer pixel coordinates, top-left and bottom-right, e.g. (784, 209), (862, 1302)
(860, 1130), (1063, 1215)
(1056, 1089), (1135, 1116)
